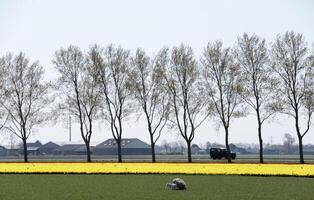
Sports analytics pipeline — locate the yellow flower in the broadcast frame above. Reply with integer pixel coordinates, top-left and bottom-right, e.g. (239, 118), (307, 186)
(0, 163), (313, 176)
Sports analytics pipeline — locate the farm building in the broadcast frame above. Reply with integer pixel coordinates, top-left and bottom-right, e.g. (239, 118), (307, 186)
(94, 138), (151, 155)
(38, 142), (60, 155)
(53, 144), (94, 155)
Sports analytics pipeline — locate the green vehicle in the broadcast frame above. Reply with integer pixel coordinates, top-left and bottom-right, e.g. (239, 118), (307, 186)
(210, 148), (236, 160)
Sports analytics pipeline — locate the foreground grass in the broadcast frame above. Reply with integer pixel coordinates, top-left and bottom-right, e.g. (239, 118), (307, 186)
(0, 174), (313, 200)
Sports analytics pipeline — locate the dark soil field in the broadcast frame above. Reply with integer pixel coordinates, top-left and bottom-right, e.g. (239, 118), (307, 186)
(1, 154), (314, 163)
(0, 174), (313, 200)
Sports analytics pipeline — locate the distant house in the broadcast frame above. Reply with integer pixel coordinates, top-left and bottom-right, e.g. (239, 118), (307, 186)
(94, 138), (151, 155)
(38, 142), (60, 155)
(20, 141), (42, 155)
(264, 145), (285, 155)
(0, 146), (7, 156)
(303, 145), (314, 155)
(5, 147), (20, 156)
(53, 144), (90, 155)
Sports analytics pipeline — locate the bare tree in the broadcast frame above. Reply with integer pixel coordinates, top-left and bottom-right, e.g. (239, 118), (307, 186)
(0, 59), (8, 131)
(235, 33), (280, 163)
(0, 52), (50, 162)
(165, 44), (208, 163)
(53, 46), (102, 162)
(205, 141), (211, 151)
(201, 41), (244, 163)
(161, 140), (171, 153)
(271, 31), (314, 164)
(129, 48), (170, 163)
(9, 133), (18, 150)
(283, 133), (295, 154)
(92, 44), (132, 163)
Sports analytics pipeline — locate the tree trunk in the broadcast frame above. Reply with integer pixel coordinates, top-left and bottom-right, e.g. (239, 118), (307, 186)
(295, 111), (305, 164)
(186, 140), (192, 163)
(224, 126), (231, 163)
(117, 139), (122, 163)
(147, 121), (156, 163)
(22, 138), (28, 163)
(256, 108), (264, 163)
(150, 139), (156, 163)
(86, 142), (91, 162)
(258, 123), (264, 164)
(297, 135), (304, 164)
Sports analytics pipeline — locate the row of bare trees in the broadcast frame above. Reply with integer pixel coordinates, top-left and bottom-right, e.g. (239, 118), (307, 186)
(0, 31), (313, 163)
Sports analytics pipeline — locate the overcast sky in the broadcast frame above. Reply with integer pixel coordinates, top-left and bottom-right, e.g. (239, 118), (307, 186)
(0, 0), (314, 146)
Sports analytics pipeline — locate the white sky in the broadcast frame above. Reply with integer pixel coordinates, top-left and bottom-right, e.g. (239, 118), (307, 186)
(0, 0), (314, 146)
